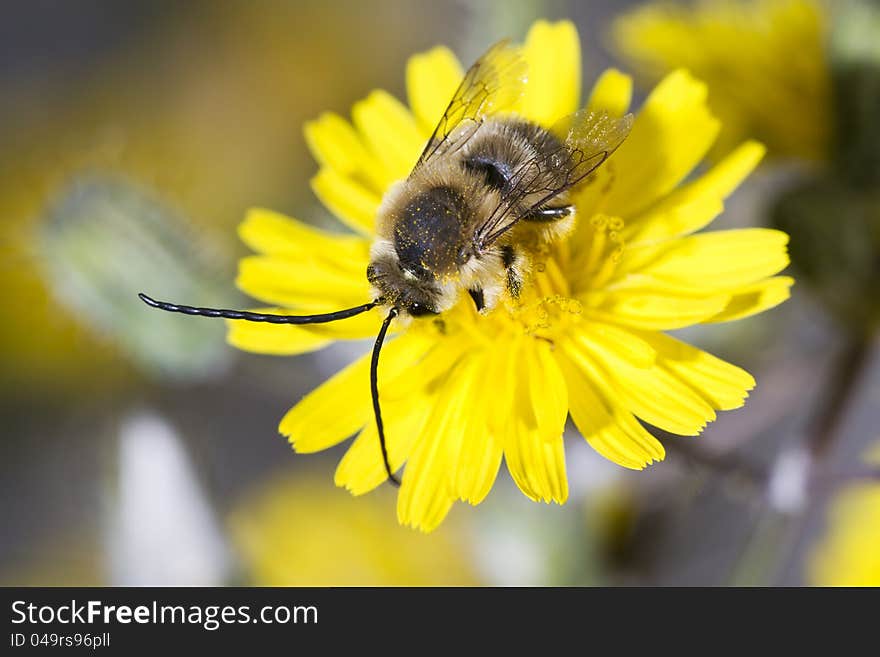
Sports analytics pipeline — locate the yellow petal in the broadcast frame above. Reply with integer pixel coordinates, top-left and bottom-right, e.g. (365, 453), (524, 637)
(611, 0), (830, 162)
(587, 289), (731, 331)
(303, 112), (390, 193)
(635, 331), (755, 411)
(617, 228), (790, 290)
(485, 338), (516, 437)
(577, 321), (657, 368)
(238, 207), (370, 264)
(558, 344), (665, 469)
(310, 167), (382, 236)
(226, 307), (382, 355)
(334, 394), (432, 495)
(236, 255), (371, 311)
(280, 333), (430, 453)
(453, 350), (502, 505)
(228, 320), (330, 356)
(520, 20), (581, 126)
(300, 313), (387, 340)
(304, 112), (368, 175)
(603, 69), (720, 218)
(528, 340), (569, 441)
(694, 139), (766, 200)
(386, 336), (469, 400)
(336, 338), (471, 495)
(809, 483), (880, 586)
(504, 426), (568, 504)
(406, 46), (463, 131)
(570, 331), (715, 436)
(625, 140), (766, 243)
(708, 275), (794, 323)
(502, 340), (568, 503)
(352, 90), (424, 181)
(586, 68), (633, 117)
(397, 357), (480, 532)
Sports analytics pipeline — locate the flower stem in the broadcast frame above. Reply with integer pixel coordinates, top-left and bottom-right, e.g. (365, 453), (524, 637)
(805, 334), (872, 461)
(729, 331), (874, 585)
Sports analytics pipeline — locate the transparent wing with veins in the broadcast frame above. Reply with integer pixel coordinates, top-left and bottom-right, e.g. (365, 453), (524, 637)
(474, 110), (634, 249)
(414, 39), (527, 171)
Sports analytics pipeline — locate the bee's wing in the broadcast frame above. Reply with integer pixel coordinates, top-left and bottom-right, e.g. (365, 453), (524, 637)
(414, 40), (527, 170)
(474, 110), (634, 248)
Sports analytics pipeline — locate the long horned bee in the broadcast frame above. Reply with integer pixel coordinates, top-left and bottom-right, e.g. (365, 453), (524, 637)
(140, 39), (633, 486)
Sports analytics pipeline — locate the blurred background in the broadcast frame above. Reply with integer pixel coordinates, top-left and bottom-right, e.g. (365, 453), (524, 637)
(1, 0), (877, 586)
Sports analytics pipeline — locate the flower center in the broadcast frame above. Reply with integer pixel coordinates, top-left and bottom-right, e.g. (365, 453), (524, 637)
(415, 211), (626, 347)
(566, 213), (626, 293)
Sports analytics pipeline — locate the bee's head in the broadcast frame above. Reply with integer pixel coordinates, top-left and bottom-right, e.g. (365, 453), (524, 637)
(366, 254), (442, 318)
(370, 176), (480, 317)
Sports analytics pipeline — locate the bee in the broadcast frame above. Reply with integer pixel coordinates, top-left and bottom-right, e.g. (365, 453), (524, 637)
(140, 39), (633, 486)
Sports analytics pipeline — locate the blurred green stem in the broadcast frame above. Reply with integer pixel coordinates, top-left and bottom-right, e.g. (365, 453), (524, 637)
(805, 335), (871, 460)
(729, 332), (873, 586)
(665, 440), (768, 493)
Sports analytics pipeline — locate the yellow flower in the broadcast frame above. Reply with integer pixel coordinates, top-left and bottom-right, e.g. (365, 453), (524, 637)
(808, 445), (880, 586)
(229, 20), (792, 531)
(613, 0), (831, 161)
(229, 473), (477, 585)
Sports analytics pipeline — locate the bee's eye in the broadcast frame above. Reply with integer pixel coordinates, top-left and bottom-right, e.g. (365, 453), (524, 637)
(408, 302), (437, 317)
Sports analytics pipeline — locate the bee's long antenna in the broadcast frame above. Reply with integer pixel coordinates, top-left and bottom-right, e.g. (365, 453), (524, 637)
(371, 307), (400, 486)
(139, 293), (379, 324)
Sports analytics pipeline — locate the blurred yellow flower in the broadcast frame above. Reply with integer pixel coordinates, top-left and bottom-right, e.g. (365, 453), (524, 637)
(613, 0), (831, 161)
(808, 445), (880, 586)
(229, 20), (792, 531)
(1, 2), (408, 394)
(229, 473), (477, 586)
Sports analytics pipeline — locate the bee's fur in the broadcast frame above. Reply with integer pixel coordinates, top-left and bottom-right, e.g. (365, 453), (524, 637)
(369, 117), (577, 317)
(139, 40), (631, 493)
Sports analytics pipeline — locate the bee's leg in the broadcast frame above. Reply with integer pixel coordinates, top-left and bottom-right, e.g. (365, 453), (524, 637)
(523, 205), (576, 244)
(523, 205), (573, 222)
(468, 287), (486, 312)
(501, 245), (524, 300)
